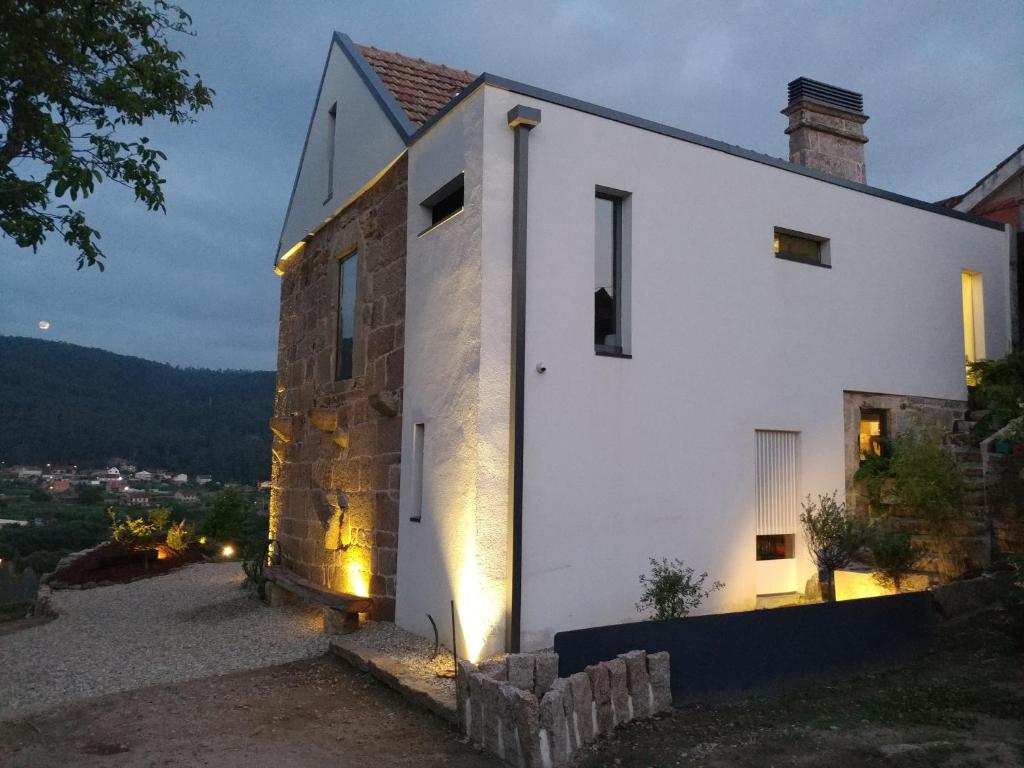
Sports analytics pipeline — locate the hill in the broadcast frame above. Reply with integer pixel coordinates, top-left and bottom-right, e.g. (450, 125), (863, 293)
(0, 336), (275, 483)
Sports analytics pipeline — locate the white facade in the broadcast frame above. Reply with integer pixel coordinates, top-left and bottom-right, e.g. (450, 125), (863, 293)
(396, 84), (1011, 656)
(276, 36), (406, 262)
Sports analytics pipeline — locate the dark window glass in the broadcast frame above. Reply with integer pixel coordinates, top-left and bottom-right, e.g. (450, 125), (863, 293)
(326, 103), (337, 201)
(756, 534), (795, 561)
(774, 230), (823, 265)
(595, 193), (622, 350)
(431, 185), (463, 225)
(336, 252), (358, 380)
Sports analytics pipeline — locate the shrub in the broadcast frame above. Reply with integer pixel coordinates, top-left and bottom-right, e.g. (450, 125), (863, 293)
(29, 488), (52, 503)
(801, 491), (866, 602)
(77, 485), (105, 505)
(853, 450), (890, 510)
(991, 557), (1024, 648)
(868, 521), (922, 592)
(108, 507), (169, 549)
(886, 431), (965, 531)
(165, 519), (193, 552)
(636, 558), (724, 620)
(968, 354), (1024, 435)
(202, 488), (252, 543)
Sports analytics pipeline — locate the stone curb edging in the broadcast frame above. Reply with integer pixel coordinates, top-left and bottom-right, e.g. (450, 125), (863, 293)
(458, 650), (672, 768)
(328, 636), (457, 725)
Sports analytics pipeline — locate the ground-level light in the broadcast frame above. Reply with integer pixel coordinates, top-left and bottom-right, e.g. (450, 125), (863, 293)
(221, 544), (235, 559)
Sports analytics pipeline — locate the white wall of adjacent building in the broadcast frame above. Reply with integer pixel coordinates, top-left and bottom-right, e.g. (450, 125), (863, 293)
(394, 82), (1011, 656)
(277, 40), (406, 261)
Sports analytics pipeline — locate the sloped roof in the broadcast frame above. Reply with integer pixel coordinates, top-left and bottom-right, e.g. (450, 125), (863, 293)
(357, 44), (477, 128)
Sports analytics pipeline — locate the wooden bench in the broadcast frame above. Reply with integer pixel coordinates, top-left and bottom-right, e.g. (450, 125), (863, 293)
(264, 565), (372, 635)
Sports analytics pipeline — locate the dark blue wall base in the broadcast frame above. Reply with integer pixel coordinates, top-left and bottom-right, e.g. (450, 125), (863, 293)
(554, 592), (933, 704)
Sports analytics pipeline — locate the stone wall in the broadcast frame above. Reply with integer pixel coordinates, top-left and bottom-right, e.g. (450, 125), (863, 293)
(270, 155), (407, 620)
(843, 391), (965, 517)
(456, 650), (671, 768)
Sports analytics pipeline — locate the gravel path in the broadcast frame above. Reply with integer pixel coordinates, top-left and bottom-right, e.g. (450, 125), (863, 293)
(0, 563), (327, 720)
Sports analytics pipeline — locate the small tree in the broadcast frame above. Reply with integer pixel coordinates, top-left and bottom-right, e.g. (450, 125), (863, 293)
(800, 492), (866, 602)
(869, 521), (922, 592)
(76, 485), (105, 505)
(636, 558), (724, 620)
(202, 487), (251, 543)
(165, 519), (193, 552)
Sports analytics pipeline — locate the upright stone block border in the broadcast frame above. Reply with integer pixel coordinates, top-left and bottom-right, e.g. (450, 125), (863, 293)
(456, 650), (671, 767)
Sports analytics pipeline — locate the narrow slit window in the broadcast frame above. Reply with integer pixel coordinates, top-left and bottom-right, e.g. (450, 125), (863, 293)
(336, 251), (358, 381)
(410, 423), (425, 522)
(595, 188), (630, 355)
(326, 103), (337, 202)
(773, 228), (829, 267)
(420, 173), (464, 232)
(962, 270), (985, 383)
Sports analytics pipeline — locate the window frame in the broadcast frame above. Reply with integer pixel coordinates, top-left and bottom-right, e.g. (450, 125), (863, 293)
(334, 249), (358, 382)
(858, 408), (888, 461)
(594, 186), (631, 358)
(773, 227), (831, 268)
(325, 102), (337, 204)
(419, 173), (465, 236)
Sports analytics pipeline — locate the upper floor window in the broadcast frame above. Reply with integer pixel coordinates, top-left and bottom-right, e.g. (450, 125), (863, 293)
(325, 103), (337, 203)
(420, 173), (464, 234)
(774, 227), (830, 267)
(336, 251), (358, 380)
(858, 409), (887, 460)
(595, 187), (631, 356)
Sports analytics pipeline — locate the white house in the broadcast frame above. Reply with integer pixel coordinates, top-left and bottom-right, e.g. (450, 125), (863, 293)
(269, 34), (1012, 661)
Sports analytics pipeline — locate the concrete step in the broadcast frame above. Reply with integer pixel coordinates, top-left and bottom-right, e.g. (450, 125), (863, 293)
(968, 409), (990, 421)
(953, 419), (976, 434)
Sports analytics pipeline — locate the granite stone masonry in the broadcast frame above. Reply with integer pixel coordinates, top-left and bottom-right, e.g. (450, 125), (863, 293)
(457, 650), (671, 768)
(270, 155), (407, 620)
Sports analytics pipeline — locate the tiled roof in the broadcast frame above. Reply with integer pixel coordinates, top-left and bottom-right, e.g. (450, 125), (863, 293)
(358, 44), (477, 128)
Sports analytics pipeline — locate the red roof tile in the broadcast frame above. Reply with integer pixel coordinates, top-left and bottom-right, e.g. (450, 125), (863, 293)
(358, 44), (477, 128)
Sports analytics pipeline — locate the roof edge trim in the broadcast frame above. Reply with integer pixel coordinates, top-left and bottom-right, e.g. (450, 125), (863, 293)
(409, 73), (1003, 232)
(333, 32), (416, 142)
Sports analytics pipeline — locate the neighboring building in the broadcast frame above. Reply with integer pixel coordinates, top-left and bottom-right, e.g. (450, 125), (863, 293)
(942, 144), (1023, 345)
(41, 478), (71, 495)
(13, 467), (42, 479)
(173, 490), (199, 504)
(171, 473), (188, 485)
(270, 35), (1013, 660)
(126, 492), (151, 507)
(133, 470), (153, 482)
(196, 474), (212, 486)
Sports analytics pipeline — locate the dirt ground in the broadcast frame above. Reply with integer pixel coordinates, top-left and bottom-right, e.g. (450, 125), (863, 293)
(0, 656), (493, 768)
(578, 611), (1024, 768)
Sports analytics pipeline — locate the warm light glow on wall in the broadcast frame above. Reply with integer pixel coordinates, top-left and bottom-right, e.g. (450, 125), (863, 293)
(452, 530), (504, 664)
(962, 270), (985, 384)
(341, 548), (371, 597)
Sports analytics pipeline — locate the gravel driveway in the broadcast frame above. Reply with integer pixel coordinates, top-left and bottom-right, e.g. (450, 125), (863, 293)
(0, 563), (327, 720)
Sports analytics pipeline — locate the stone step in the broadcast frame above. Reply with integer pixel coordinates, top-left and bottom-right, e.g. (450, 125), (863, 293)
(968, 409), (990, 422)
(953, 419), (976, 435)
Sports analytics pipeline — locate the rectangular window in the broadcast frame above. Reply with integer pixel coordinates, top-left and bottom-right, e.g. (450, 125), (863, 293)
(858, 409), (887, 460)
(773, 227), (830, 267)
(420, 173), (464, 233)
(595, 188), (630, 355)
(756, 534), (795, 561)
(754, 430), (799, 558)
(962, 270), (985, 383)
(410, 422), (425, 522)
(326, 103), (337, 202)
(335, 251), (358, 381)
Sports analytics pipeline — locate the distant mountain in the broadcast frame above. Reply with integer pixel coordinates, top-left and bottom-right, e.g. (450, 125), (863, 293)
(0, 336), (275, 483)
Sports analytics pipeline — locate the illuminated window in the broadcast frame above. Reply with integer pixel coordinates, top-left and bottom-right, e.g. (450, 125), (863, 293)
(774, 228), (829, 267)
(335, 251), (358, 381)
(421, 173), (464, 231)
(595, 187), (631, 356)
(962, 270), (985, 383)
(756, 534), (795, 561)
(858, 409), (887, 460)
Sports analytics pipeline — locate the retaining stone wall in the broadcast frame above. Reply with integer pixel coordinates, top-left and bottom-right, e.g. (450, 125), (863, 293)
(456, 650), (671, 768)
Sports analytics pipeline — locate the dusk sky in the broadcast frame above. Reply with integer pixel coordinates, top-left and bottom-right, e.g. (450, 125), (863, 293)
(1, 0), (1021, 371)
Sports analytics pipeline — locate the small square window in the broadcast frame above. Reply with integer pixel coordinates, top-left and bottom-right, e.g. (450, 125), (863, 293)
(859, 409), (887, 460)
(756, 534), (795, 561)
(420, 173), (464, 233)
(773, 228), (829, 267)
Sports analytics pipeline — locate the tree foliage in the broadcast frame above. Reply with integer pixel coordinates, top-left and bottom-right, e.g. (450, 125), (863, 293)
(868, 521), (922, 592)
(801, 491), (866, 602)
(0, 336), (273, 483)
(0, 0), (212, 268)
(202, 487), (251, 543)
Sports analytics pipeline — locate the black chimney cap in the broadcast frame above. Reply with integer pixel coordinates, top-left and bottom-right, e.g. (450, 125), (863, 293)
(787, 77), (863, 114)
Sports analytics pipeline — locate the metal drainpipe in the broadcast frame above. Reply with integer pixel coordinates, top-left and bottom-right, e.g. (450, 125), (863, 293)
(506, 105), (541, 654)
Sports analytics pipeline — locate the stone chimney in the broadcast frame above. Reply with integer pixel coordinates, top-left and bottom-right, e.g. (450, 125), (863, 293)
(782, 77), (868, 184)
